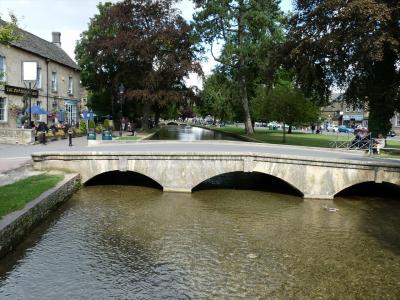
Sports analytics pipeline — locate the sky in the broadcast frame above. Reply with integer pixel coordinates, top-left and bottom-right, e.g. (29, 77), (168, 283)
(0, 0), (293, 88)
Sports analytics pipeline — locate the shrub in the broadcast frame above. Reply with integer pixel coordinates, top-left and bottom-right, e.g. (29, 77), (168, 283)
(88, 120), (96, 131)
(79, 120), (87, 133)
(73, 128), (83, 136)
(103, 119), (111, 130)
(95, 125), (104, 134)
(56, 130), (66, 138)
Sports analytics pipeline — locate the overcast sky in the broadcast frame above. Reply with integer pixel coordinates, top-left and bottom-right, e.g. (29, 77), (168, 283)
(0, 0), (292, 88)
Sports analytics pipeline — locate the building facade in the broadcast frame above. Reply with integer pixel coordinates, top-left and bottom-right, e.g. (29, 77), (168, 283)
(0, 20), (82, 130)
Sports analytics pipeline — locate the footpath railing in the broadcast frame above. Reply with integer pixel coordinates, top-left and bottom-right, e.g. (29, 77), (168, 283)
(329, 133), (376, 154)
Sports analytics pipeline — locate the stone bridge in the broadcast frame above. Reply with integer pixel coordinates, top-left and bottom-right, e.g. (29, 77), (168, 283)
(31, 151), (400, 199)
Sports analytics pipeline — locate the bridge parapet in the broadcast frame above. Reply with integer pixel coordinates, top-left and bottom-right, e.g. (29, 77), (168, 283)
(31, 151), (400, 199)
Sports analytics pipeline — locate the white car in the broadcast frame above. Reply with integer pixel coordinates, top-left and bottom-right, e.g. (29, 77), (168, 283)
(327, 125), (338, 132)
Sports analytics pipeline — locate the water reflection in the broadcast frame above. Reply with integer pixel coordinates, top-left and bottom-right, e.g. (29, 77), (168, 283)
(149, 125), (241, 141)
(0, 186), (399, 299)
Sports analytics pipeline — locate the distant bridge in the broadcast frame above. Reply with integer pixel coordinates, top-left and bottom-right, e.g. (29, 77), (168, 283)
(31, 150), (400, 199)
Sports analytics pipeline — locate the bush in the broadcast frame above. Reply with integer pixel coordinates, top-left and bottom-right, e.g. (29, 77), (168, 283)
(103, 119), (111, 130)
(73, 128), (83, 137)
(88, 120), (96, 131)
(79, 120), (87, 133)
(56, 130), (66, 139)
(95, 125), (104, 134)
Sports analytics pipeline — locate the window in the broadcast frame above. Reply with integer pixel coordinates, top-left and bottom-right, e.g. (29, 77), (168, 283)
(68, 76), (73, 95)
(396, 115), (400, 127)
(0, 98), (7, 122)
(51, 72), (57, 92)
(37, 67), (42, 89)
(0, 56), (5, 82)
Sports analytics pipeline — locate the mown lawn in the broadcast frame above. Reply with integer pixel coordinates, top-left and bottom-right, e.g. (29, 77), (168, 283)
(116, 136), (141, 141)
(214, 126), (352, 148)
(0, 174), (64, 219)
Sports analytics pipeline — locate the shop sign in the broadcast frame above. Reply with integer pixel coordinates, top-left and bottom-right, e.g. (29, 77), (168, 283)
(4, 85), (38, 98)
(343, 114), (363, 121)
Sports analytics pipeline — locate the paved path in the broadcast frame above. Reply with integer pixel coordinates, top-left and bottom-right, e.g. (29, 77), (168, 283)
(1, 137), (399, 164)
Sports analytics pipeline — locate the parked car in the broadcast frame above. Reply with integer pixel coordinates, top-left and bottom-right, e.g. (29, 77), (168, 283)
(327, 125), (338, 132)
(387, 131), (397, 137)
(338, 125), (354, 133)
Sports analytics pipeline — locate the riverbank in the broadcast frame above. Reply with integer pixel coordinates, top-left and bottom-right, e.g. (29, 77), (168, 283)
(198, 125), (400, 150)
(0, 173), (79, 258)
(0, 174), (64, 218)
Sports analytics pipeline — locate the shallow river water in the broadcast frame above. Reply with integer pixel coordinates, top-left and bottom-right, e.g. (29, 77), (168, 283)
(0, 186), (399, 299)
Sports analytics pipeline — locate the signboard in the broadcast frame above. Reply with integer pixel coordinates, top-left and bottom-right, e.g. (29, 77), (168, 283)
(102, 130), (112, 141)
(4, 85), (39, 98)
(343, 114), (363, 121)
(87, 132), (96, 140)
(22, 61), (38, 81)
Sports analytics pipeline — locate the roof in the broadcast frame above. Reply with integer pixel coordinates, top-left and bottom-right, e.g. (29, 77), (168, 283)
(0, 19), (79, 70)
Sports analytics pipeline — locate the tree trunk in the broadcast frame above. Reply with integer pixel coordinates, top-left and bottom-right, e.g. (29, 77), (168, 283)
(237, 1), (254, 135)
(154, 108), (160, 127)
(282, 121), (286, 143)
(288, 125), (292, 134)
(142, 102), (151, 131)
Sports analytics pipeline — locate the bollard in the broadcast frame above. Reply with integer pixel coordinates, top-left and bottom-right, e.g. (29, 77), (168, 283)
(68, 129), (73, 146)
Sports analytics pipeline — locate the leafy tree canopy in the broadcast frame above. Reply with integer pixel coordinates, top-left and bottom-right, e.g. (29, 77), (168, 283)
(0, 14), (21, 46)
(193, 0), (286, 134)
(76, 0), (201, 127)
(287, 0), (400, 136)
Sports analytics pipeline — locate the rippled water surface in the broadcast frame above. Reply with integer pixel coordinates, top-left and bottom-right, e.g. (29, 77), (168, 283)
(0, 186), (400, 299)
(149, 125), (241, 141)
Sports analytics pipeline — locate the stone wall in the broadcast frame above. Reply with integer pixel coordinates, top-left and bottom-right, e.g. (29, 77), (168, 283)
(0, 128), (35, 144)
(0, 174), (80, 258)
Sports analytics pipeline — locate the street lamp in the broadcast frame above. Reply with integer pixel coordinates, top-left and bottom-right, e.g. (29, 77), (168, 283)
(22, 61), (38, 127)
(118, 83), (125, 137)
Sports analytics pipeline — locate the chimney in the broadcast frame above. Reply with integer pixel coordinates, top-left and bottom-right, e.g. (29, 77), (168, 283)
(52, 32), (61, 47)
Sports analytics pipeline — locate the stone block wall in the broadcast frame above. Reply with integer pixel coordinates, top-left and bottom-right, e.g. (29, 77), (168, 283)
(0, 128), (35, 144)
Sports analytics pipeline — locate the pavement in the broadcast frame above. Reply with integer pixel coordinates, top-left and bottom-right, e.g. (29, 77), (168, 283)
(1, 134), (399, 186)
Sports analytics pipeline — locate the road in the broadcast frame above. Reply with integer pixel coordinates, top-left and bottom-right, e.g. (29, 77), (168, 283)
(1, 137), (399, 172)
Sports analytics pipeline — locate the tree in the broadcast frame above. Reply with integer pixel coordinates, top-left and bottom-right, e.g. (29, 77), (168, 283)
(76, 0), (201, 129)
(252, 77), (319, 142)
(287, 0), (400, 137)
(0, 14), (21, 46)
(193, 0), (285, 135)
(199, 72), (239, 123)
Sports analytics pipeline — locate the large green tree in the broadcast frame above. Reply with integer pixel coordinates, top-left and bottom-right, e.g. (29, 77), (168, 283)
(288, 0), (400, 136)
(76, 0), (200, 129)
(193, 0), (285, 134)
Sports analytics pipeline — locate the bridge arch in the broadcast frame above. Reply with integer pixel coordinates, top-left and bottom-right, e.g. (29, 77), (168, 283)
(192, 171), (304, 196)
(84, 170), (163, 190)
(334, 180), (400, 198)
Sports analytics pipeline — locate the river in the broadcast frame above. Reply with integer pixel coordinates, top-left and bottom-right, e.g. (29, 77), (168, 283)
(0, 126), (399, 299)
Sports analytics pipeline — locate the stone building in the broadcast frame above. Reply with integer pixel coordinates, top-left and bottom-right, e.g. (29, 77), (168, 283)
(0, 19), (82, 132)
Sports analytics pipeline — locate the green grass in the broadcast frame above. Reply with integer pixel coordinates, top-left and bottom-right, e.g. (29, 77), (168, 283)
(214, 126), (351, 148)
(0, 174), (64, 218)
(386, 139), (400, 149)
(116, 136), (141, 141)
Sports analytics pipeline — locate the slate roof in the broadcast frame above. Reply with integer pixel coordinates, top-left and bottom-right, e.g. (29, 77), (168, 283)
(0, 19), (79, 70)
